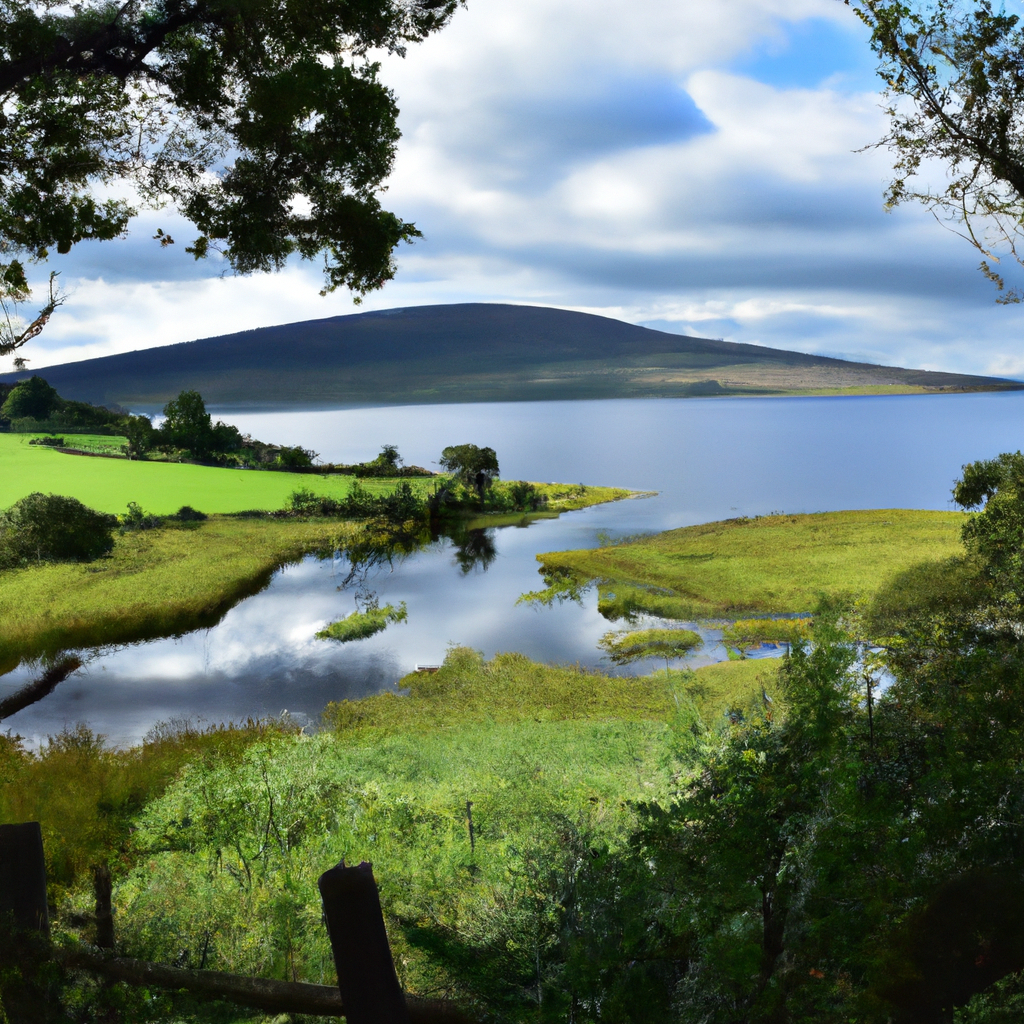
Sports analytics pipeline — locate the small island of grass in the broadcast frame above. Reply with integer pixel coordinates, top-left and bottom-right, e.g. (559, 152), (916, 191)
(525, 508), (965, 620)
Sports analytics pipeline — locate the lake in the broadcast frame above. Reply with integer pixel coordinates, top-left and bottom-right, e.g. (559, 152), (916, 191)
(3, 390), (1022, 746)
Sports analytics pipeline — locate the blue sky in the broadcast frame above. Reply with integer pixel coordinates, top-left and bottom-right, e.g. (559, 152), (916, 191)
(16, 0), (1024, 379)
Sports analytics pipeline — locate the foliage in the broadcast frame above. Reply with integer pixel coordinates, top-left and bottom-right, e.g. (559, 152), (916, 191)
(159, 390), (240, 461)
(0, 376), (129, 433)
(851, 0), (1024, 300)
(0, 264), (64, 363)
(316, 600), (407, 642)
(123, 414), (156, 459)
(527, 509), (963, 619)
(0, 492), (115, 567)
(597, 627), (702, 666)
(438, 444), (500, 499)
(0, 0), (461, 340)
(27, 435), (64, 448)
(0, 375), (58, 419)
(290, 479), (427, 526)
(119, 501), (161, 532)
(273, 445), (317, 470)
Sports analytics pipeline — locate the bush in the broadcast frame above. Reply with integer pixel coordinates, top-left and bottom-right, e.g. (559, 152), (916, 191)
(0, 376), (59, 420)
(119, 501), (161, 531)
(173, 506), (208, 522)
(27, 435), (65, 447)
(0, 494), (117, 566)
(275, 445), (317, 470)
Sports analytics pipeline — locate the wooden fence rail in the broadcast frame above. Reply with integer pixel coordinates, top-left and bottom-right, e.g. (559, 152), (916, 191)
(0, 822), (475, 1023)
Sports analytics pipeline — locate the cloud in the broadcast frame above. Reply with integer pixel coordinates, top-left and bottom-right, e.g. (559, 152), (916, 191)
(13, 0), (1024, 382)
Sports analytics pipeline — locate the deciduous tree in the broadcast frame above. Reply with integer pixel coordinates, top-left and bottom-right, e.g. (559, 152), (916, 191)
(851, 0), (1024, 299)
(0, 0), (461, 360)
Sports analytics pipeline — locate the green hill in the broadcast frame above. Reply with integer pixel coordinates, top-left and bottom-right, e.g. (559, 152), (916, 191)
(2, 303), (1017, 407)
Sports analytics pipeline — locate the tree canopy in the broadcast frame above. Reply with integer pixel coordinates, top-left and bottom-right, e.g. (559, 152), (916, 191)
(852, 0), (1024, 299)
(439, 444), (500, 499)
(0, 0), (461, 358)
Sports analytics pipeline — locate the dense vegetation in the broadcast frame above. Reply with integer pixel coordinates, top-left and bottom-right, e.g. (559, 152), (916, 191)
(0, 653), (775, 1023)
(0, 377), (128, 435)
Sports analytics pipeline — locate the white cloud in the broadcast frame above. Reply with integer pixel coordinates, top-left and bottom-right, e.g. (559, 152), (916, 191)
(13, 0), (1024, 382)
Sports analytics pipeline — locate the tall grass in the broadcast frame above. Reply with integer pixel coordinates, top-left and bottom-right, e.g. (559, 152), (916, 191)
(0, 650), (776, 1020)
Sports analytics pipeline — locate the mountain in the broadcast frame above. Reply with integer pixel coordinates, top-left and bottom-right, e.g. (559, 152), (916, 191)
(2, 303), (1018, 408)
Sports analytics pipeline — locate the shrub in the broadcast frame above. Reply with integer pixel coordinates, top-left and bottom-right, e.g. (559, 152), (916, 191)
(275, 445), (317, 470)
(0, 376), (60, 420)
(119, 501), (161, 531)
(0, 493), (117, 566)
(173, 506), (208, 522)
(27, 435), (65, 447)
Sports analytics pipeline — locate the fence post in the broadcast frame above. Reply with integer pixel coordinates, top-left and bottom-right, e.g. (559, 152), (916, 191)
(0, 822), (49, 936)
(318, 860), (410, 1024)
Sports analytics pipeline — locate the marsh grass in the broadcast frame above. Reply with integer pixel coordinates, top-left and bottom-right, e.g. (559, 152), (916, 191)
(316, 601), (408, 642)
(0, 517), (357, 671)
(1, 647), (777, 1020)
(532, 509), (965, 619)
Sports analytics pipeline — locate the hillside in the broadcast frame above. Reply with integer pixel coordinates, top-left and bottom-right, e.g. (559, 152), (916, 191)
(2, 303), (1018, 407)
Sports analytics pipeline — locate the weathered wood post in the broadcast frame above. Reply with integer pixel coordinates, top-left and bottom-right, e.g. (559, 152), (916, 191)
(0, 822), (49, 935)
(318, 860), (410, 1024)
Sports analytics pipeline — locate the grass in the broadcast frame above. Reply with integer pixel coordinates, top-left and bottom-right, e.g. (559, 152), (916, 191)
(316, 601), (408, 642)
(0, 433), (631, 518)
(0, 433), (437, 515)
(0, 517), (357, 672)
(1, 647), (776, 1022)
(531, 509), (965, 619)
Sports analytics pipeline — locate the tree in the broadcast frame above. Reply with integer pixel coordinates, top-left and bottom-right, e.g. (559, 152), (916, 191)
(123, 414), (156, 459)
(439, 444), (500, 501)
(851, 0), (1024, 299)
(0, 266), (64, 363)
(0, 375), (59, 420)
(159, 389), (213, 458)
(0, 493), (116, 565)
(0, 0), (461, 361)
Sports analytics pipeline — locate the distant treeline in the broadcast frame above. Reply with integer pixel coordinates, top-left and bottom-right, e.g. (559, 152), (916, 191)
(0, 378), (434, 475)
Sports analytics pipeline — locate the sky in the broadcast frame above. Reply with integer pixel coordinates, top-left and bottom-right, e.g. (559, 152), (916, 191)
(15, 0), (1024, 378)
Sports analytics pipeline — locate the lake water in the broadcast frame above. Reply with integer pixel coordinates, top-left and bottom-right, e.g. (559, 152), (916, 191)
(4, 391), (1023, 746)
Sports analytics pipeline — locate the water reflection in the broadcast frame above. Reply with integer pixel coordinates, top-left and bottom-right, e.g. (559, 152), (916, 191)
(6, 391), (1024, 745)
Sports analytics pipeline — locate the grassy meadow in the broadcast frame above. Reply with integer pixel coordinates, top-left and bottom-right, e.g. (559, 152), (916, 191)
(532, 508), (964, 619)
(0, 517), (359, 672)
(2, 649), (778, 1021)
(0, 433), (433, 515)
(0, 432), (631, 516)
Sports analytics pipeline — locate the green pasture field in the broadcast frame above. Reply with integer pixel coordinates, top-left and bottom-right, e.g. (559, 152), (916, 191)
(532, 508), (965, 619)
(0, 433), (631, 517)
(0, 433), (430, 515)
(2, 649), (775, 1020)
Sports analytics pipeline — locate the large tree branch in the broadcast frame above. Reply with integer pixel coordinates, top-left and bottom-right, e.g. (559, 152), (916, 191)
(0, 4), (200, 95)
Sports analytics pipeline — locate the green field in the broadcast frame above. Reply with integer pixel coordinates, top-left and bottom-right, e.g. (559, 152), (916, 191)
(0, 433), (421, 515)
(0, 433), (631, 518)
(531, 508), (965, 619)
(2, 649), (776, 1020)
